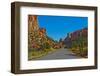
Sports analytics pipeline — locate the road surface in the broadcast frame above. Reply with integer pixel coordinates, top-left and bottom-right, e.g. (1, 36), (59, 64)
(36, 48), (81, 60)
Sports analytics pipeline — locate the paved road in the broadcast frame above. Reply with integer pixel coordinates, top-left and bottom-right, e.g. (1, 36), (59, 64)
(37, 48), (81, 60)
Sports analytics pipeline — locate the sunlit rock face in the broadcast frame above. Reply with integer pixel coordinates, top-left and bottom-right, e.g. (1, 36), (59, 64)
(28, 15), (57, 50)
(28, 15), (39, 33)
(28, 15), (46, 49)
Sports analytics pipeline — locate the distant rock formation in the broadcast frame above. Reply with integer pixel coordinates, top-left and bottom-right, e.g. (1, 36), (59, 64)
(63, 28), (88, 48)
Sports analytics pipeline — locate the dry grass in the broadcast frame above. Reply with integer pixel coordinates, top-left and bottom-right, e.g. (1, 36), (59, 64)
(28, 48), (57, 60)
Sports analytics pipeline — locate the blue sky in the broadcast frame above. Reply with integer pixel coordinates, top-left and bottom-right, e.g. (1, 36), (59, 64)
(37, 15), (88, 41)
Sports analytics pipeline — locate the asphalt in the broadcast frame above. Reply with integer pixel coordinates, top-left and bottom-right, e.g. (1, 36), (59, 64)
(36, 48), (81, 60)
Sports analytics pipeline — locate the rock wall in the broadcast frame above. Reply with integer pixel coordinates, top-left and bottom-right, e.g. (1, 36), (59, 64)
(28, 15), (56, 50)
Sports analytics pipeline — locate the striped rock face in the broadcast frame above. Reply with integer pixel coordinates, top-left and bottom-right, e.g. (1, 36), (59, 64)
(28, 15), (39, 33)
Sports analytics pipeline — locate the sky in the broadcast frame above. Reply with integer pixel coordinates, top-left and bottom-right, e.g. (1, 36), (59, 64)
(37, 15), (88, 41)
